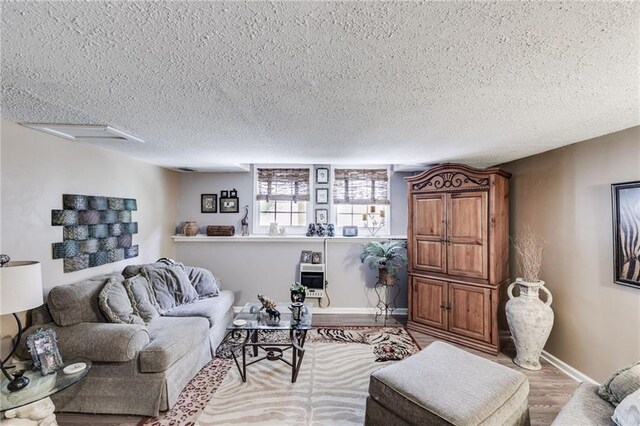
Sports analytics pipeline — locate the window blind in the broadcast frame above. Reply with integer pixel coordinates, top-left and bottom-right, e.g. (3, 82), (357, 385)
(256, 168), (310, 202)
(333, 168), (390, 205)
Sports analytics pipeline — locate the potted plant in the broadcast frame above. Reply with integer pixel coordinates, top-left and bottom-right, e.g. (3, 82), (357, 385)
(360, 240), (408, 286)
(506, 226), (554, 370)
(290, 282), (307, 303)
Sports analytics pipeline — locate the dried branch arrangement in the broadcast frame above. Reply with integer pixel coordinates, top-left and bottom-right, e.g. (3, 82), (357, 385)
(512, 225), (545, 282)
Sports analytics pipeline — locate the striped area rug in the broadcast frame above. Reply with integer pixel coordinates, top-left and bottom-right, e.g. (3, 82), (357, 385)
(196, 342), (387, 425)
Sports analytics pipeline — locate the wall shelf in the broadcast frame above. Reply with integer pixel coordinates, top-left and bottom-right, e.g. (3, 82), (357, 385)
(172, 235), (407, 243)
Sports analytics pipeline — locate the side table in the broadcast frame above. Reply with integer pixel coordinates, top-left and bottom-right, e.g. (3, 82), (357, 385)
(0, 358), (92, 425)
(374, 279), (400, 323)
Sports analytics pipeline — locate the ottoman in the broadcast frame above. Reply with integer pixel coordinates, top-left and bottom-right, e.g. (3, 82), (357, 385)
(365, 341), (530, 426)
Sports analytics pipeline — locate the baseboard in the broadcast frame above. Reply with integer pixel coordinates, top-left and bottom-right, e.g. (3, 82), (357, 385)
(540, 350), (599, 385)
(234, 306), (408, 316)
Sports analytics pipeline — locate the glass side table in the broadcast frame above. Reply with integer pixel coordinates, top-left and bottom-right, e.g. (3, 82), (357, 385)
(1, 358), (91, 425)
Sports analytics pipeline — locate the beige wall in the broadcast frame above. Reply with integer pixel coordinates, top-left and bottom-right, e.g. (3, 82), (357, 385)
(503, 126), (640, 382)
(0, 120), (179, 353)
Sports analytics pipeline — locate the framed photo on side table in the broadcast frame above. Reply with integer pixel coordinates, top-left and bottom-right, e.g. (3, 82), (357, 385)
(343, 226), (358, 237)
(316, 188), (329, 204)
(316, 168), (329, 184)
(315, 209), (328, 224)
(26, 328), (64, 374)
(201, 194), (217, 213)
(612, 181), (640, 288)
(220, 197), (240, 213)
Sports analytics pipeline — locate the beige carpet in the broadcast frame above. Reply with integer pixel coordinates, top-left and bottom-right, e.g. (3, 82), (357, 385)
(196, 342), (386, 425)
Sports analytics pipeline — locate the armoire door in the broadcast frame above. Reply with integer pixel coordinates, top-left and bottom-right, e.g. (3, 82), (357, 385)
(411, 276), (448, 330)
(411, 194), (446, 274)
(446, 191), (488, 279)
(447, 283), (491, 342)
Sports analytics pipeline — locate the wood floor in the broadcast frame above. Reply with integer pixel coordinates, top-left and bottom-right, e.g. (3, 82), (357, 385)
(56, 314), (577, 426)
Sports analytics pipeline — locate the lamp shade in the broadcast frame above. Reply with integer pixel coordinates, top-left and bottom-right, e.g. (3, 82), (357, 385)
(0, 261), (44, 315)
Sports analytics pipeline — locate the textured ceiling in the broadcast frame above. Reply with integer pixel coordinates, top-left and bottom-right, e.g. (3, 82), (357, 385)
(2, 1), (639, 171)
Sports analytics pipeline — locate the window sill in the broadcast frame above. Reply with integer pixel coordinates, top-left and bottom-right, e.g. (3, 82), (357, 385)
(172, 235), (407, 243)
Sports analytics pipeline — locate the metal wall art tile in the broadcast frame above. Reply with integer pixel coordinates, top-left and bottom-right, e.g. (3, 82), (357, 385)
(52, 210), (79, 226)
(63, 225), (89, 241)
(124, 245), (139, 259)
(118, 210), (131, 223)
(78, 210), (100, 225)
(52, 241), (80, 259)
(63, 194), (88, 210)
(107, 197), (124, 211)
(89, 224), (109, 239)
(88, 196), (107, 210)
(64, 254), (89, 273)
(52, 194), (139, 272)
(100, 210), (118, 224)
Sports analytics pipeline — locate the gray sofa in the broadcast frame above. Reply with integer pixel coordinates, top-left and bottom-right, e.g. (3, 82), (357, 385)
(552, 383), (614, 425)
(18, 266), (234, 417)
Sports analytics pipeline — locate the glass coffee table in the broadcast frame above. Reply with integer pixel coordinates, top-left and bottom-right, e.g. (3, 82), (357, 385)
(225, 302), (312, 383)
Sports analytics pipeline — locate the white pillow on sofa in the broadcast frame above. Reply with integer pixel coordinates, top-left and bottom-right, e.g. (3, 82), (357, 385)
(613, 387), (640, 426)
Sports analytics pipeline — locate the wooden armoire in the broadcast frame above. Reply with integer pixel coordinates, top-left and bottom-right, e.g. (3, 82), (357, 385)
(405, 164), (511, 354)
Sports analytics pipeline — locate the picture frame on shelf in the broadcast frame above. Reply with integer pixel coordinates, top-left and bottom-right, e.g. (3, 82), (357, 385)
(316, 168), (329, 184)
(612, 181), (640, 289)
(300, 250), (312, 263)
(312, 252), (323, 264)
(316, 188), (329, 204)
(220, 197), (240, 213)
(315, 209), (328, 224)
(343, 226), (358, 237)
(201, 194), (217, 213)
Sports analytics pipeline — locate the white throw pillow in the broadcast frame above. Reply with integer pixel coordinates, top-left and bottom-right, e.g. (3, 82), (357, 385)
(612, 387), (640, 426)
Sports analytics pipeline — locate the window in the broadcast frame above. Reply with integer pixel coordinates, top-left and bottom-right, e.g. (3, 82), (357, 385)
(333, 168), (390, 233)
(256, 168), (310, 229)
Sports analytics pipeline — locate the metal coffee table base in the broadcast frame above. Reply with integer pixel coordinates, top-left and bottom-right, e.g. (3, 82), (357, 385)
(226, 329), (308, 383)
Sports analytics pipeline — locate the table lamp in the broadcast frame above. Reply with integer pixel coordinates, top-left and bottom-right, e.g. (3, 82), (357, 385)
(0, 255), (44, 391)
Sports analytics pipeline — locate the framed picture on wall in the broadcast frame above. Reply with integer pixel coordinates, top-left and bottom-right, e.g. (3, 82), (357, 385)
(316, 188), (329, 204)
(201, 194), (217, 213)
(315, 208), (328, 224)
(612, 181), (640, 288)
(220, 196), (239, 213)
(316, 168), (329, 184)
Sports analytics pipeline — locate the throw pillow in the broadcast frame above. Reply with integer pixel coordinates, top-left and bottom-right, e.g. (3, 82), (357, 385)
(141, 265), (198, 314)
(124, 274), (160, 323)
(98, 277), (144, 325)
(599, 361), (640, 405)
(184, 266), (220, 297)
(122, 258), (184, 279)
(612, 387), (640, 426)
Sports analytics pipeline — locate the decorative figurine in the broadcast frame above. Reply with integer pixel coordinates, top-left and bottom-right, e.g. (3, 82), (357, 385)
(241, 205), (249, 236)
(316, 223), (326, 237)
(327, 224), (335, 237)
(257, 294), (280, 321)
(306, 223), (316, 237)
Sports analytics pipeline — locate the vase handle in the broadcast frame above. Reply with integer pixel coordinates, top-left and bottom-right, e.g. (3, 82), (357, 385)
(540, 285), (553, 306)
(507, 282), (516, 300)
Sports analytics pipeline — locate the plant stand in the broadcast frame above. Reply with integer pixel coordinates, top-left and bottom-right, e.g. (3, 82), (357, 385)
(374, 278), (400, 323)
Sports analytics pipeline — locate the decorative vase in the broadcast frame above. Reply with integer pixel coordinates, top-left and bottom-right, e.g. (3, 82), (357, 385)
(291, 290), (306, 303)
(506, 278), (554, 370)
(182, 221), (199, 236)
(378, 267), (396, 286)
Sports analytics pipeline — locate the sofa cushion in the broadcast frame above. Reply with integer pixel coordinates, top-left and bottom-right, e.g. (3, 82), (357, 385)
(552, 383), (615, 425)
(599, 361), (640, 406)
(121, 258), (183, 279)
(164, 290), (234, 327)
(369, 341), (529, 425)
(612, 387), (640, 426)
(48, 272), (123, 326)
(139, 316), (209, 373)
(99, 277), (144, 325)
(124, 274), (160, 323)
(184, 266), (220, 297)
(141, 265), (198, 314)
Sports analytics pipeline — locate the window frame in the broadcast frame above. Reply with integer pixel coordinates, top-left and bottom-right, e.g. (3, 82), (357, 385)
(331, 165), (391, 235)
(253, 165), (313, 235)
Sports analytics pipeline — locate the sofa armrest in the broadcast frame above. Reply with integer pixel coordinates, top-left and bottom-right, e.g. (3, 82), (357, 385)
(552, 383), (615, 425)
(19, 322), (150, 363)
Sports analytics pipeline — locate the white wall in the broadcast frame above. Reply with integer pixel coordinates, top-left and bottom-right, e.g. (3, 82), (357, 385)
(0, 120), (179, 352)
(503, 126), (640, 382)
